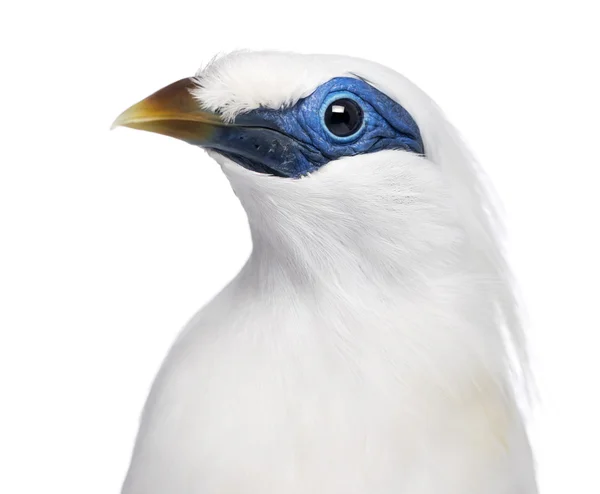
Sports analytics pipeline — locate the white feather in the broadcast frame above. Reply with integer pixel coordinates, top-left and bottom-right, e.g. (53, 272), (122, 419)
(122, 51), (536, 494)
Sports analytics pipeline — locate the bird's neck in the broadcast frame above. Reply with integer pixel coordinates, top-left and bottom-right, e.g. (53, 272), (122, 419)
(223, 150), (467, 289)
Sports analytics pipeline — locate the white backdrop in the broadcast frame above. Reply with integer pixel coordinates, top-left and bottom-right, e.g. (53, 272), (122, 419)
(1, 1), (598, 493)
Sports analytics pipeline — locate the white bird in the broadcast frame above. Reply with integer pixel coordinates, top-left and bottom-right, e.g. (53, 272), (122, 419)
(113, 51), (537, 494)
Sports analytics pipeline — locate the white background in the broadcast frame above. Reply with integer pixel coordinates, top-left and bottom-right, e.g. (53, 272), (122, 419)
(1, 1), (598, 493)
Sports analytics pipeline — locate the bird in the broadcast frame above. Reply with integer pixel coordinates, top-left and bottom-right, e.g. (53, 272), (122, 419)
(112, 51), (537, 494)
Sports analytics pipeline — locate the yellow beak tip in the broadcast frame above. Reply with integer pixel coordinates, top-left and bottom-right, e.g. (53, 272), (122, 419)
(110, 77), (221, 140)
(110, 107), (138, 131)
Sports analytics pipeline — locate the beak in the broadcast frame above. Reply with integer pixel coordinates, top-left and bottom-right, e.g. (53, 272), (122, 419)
(111, 77), (225, 146)
(112, 77), (319, 177)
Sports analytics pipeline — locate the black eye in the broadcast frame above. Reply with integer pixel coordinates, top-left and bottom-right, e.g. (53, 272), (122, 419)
(324, 98), (363, 138)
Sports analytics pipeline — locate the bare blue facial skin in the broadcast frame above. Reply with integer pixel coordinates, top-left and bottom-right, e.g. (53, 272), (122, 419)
(202, 77), (424, 178)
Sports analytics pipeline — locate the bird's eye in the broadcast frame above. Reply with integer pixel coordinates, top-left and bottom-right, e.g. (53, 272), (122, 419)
(323, 98), (364, 138)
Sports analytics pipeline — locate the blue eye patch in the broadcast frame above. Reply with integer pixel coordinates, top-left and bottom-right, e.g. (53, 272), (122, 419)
(205, 77), (424, 178)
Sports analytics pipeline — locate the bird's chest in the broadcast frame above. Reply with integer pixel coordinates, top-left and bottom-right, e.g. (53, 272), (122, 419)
(135, 307), (435, 494)
(126, 294), (509, 494)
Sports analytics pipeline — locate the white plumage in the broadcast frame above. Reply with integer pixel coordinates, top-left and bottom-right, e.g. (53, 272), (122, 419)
(120, 51), (536, 494)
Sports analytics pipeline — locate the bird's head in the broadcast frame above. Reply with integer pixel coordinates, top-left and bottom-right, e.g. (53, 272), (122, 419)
(113, 51), (498, 280)
(113, 51), (529, 392)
